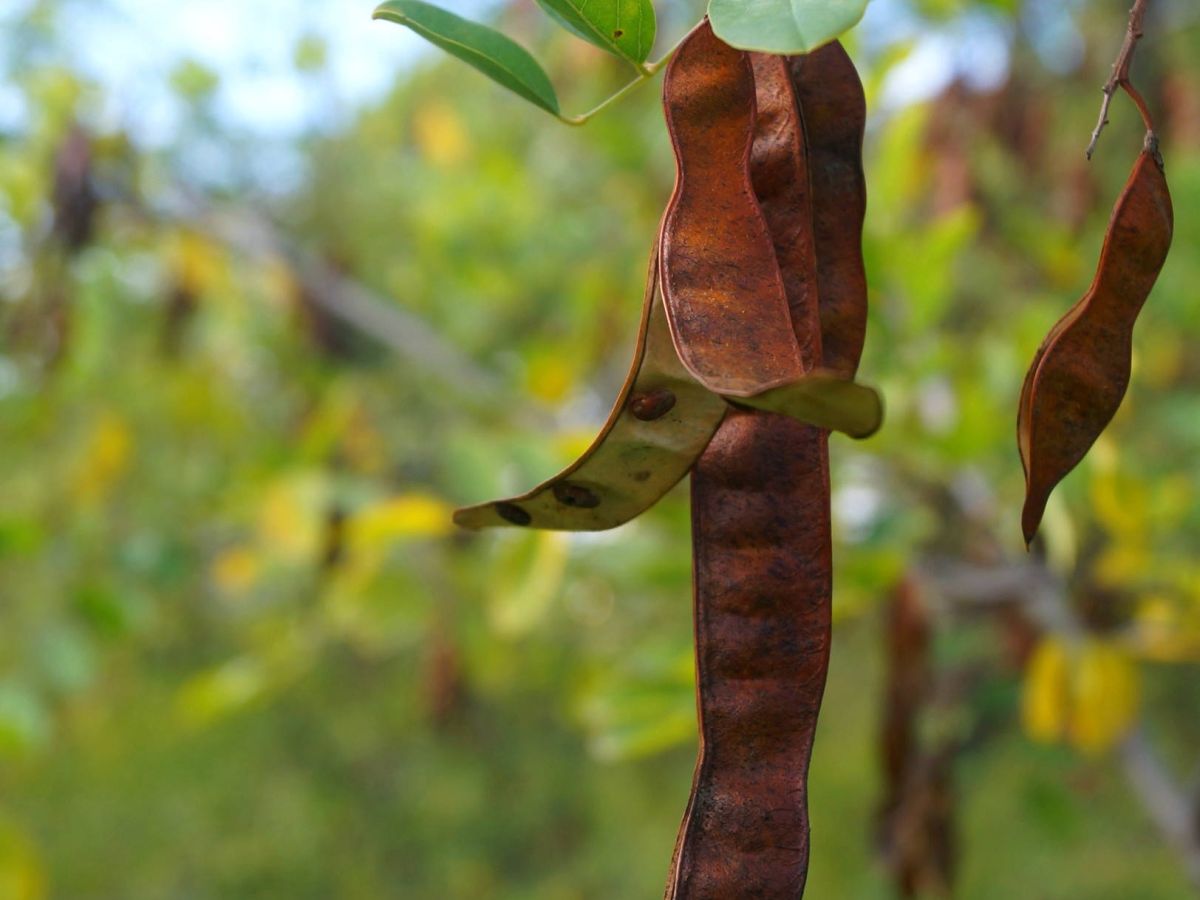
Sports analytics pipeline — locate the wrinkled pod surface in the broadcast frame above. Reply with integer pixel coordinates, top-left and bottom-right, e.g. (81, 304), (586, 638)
(663, 23), (869, 900)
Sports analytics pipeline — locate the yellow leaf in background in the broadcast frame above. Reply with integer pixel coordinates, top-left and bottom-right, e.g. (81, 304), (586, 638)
(1021, 638), (1070, 744)
(1089, 466), (1148, 540)
(322, 493), (451, 620)
(1094, 542), (1151, 589)
(524, 351), (576, 404)
(257, 255), (299, 311)
(1069, 641), (1139, 755)
(173, 229), (227, 297)
(348, 493), (453, 550)
(341, 408), (388, 476)
(1088, 433), (1118, 474)
(1153, 476), (1193, 530)
(1038, 492), (1077, 577)
(72, 412), (132, 505)
(256, 473), (328, 562)
(210, 546), (262, 596)
(0, 153), (43, 225)
(413, 102), (469, 168)
(174, 629), (315, 730)
(175, 657), (268, 728)
(0, 817), (46, 900)
(1043, 238), (1084, 292)
(1023, 638), (1142, 754)
(1132, 595), (1198, 663)
(487, 531), (569, 637)
(1138, 331), (1183, 389)
(551, 428), (597, 467)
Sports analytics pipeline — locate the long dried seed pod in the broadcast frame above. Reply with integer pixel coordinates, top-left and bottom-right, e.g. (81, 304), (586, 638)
(1018, 144), (1173, 545)
(737, 52), (882, 438)
(786, 42), (868, 378)
(658, 21), (882, 437)
(667, 410), (832, 899)
(749, 53), (823, 370)
(454, 248), (729, 531)
(666, 49), (844, 900)
(659, 19), (806, 398)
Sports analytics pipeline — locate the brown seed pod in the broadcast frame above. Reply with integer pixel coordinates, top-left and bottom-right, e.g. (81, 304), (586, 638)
(657, 22), (882, 437)
(1018, 144), (1173, 546)
(786, 42), (869, 378)
(454, 249), (729, 531)
(666, 410), (832, 899)
(749, 53), (822, 371)
(659, 20), (806, 398)
(666, 47), (859, 898)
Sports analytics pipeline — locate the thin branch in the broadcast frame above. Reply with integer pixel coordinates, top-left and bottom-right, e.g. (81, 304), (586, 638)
(1087, 0), (1155, 160)
(1120, 730), (1200, 891)
(923, 556), (1200, 889)
(209, 210), (508, 403)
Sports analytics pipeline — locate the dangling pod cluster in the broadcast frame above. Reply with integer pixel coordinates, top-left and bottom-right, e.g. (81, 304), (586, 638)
(456, 18), (874, 897)
(1018, 135), (1173, 546)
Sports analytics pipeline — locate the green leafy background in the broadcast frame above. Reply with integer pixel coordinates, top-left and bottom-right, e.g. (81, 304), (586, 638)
(2, 0), (1199, 897)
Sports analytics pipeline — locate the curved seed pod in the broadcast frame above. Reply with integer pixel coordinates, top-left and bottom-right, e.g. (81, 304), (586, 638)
(666, 50), (858, 898)
(666, 410), (832, 899)
(659, 19), (807, 398)
(1019, 146), (1173, 546)
(786, 42), (868, 378)
(749, 52), (822, 370)
(453, 250), (728, 531)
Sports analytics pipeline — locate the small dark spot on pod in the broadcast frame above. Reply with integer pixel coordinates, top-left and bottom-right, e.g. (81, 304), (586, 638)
(612, 28), (624, 38)
(630, 388), (676, 421)
(632, 471), (651, 482)
(495, 502), (532, 526)
(553, 483), (600, 508)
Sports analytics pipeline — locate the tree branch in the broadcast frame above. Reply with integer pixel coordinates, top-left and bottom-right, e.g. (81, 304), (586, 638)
(919, 555), (1200, 890)
(1119, 730), (1200, 890)
(1087, 0), (1155, 159)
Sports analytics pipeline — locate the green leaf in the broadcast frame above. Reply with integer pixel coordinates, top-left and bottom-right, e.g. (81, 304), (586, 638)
(708, 0), (871, 54)
(373, 0), (560, 115)
(535, 0), (656, 66)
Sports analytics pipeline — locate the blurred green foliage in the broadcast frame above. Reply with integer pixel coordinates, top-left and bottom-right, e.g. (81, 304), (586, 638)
(1, 1), (1199, 897)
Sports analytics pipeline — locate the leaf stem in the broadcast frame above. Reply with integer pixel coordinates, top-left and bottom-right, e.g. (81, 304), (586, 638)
(558, 35), (683, 126)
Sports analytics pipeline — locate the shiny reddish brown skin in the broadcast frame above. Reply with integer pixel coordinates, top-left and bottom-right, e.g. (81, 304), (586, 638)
(1019, 148), (1173, 545)
(668, 411), (831, 899)
(787, 43), (869, 379)
(665, 49), (835, 900)
(749, 53), (823, 372)
(659, 21), (806, 398)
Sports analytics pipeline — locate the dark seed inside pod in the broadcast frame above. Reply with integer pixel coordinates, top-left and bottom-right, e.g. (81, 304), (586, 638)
(553, 483), (600, 508)
(630, 389), (676, 421)
(494, 502), (532, 526)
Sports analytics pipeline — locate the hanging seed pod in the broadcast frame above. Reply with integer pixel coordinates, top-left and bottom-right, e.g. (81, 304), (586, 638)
(453, 249), (729, 531)
(459, 31), (882, 533)
(666, 38), (867, 899)
(668, 410), (832, 899)
(786, 42), (868, 378)
(659, 21), (882, 436)
(1018, 141), (1173, 545)
(748, 53), (822, 371)
(659, 20), (807, 398)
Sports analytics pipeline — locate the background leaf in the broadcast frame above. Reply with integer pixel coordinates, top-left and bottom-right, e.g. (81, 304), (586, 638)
(374, 0), (560, 114)
(534, 0), (656, 67)
(708, 0), (871, 53)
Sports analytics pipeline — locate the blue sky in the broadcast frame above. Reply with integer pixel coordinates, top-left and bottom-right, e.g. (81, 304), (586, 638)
(1, 0), (1088, 144)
